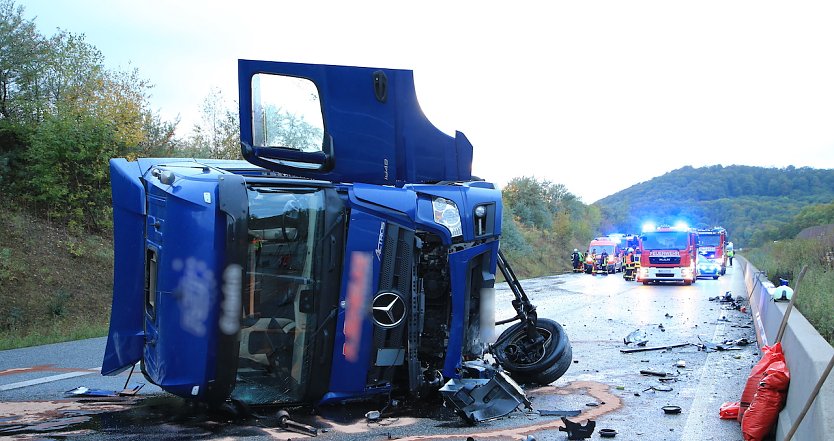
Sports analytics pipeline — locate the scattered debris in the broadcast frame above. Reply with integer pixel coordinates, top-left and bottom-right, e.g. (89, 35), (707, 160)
(675, 360), (686, 368)
(365, 410), (381, 422)
(558, 417), (596, 440)
(538, 409), (581, 417)
(621, 343), (690, 354)
(276, 409), (318, 436)
(640, 370), (668, 377)
(662, 405), (682, 415)
(664, 313), (673, 318)
(696, 336), (744, 352)
(623, 329), (648, 346)
(658, 323), (666, 332)
(642, 386), (673, 393)
(599, 428), (618, 438)
(65, 384), (145, 398)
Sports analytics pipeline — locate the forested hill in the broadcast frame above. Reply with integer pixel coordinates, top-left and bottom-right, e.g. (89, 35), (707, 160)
(594, 165), (834, 246)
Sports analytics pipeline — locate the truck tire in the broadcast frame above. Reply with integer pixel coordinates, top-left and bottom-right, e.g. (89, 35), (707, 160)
(494, 318), (572, 385)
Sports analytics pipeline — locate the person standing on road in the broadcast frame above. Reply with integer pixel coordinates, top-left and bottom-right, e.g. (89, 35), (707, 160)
(728, 249), (735, 266)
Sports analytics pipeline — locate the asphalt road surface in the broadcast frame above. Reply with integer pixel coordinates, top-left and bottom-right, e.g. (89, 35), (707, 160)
(0, 265), (755, 440)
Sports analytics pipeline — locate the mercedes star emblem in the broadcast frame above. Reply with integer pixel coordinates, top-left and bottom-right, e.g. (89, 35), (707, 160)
(372, 292), (406, 328)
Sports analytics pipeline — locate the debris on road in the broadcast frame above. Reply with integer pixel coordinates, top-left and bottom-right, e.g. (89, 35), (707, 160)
(599, 428), (618, 438)
(64, 384), (144, 398)
(620, 343), (690, 354)
(558, 417), (596, 440)
(537, 409), (581, 417)
(276, 409), (319, 437)
(639, 370), (669, 377)
(623, 329), (648, 346)
(662, 405), (682, 415)
(642, 386), (673, 393)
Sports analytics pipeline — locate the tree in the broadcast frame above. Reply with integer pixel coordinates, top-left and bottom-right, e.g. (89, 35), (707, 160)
(0, 0), (45, 122)
(187, 87), (240, 159)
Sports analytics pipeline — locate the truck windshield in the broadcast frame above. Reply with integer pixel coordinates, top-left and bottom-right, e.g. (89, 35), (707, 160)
(698, 234), (722, 246)
(643, 231), (689, 250)
(232, 185), (329, 404)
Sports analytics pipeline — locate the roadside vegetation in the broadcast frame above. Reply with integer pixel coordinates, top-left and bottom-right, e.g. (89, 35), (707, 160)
(0, 202), (113, 350)
(744, 238), (834, 346)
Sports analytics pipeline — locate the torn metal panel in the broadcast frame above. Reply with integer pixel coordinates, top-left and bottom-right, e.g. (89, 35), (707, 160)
(439, 370), (530, 424)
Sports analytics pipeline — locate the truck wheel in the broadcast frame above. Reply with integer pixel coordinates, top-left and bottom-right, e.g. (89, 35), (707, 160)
(494, 318), (572, 385)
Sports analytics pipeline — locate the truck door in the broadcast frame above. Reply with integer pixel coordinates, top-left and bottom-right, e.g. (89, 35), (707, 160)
(238, 59), (473, 186)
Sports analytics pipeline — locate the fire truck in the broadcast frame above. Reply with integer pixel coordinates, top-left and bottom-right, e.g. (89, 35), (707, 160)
(695, 227), (728, 277)
(637, 224), (698, 285)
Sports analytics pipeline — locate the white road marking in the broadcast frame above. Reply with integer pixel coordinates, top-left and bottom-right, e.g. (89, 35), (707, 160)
(0, 367), (101, 391)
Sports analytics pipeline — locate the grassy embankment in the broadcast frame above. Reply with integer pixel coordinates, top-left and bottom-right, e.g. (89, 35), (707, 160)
(744, 239), (834, 346)
(0, 203), (113, 350)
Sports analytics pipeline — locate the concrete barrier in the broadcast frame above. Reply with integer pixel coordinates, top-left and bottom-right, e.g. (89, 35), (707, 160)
(741, 257), (834, 440)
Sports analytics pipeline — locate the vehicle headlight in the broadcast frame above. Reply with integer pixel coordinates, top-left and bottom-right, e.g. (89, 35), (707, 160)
(432, 197), (462, 238)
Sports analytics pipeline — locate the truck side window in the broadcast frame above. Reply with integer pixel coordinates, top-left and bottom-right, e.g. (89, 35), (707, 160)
(251, 74), (324, 151)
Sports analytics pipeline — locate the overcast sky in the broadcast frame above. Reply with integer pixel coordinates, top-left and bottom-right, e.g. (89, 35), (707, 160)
(22, 1), (834, 203)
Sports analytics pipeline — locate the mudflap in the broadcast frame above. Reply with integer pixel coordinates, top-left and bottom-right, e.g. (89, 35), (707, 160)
(439, 362), (531, 424)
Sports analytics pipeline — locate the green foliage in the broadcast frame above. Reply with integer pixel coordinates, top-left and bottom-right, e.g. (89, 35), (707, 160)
(595, 165), (834, 246)
(0, 1), (162, 233)
(23, 110), (116, 231)
(500, 177), (598, 278)
(186, 87), (241, 159)
(745, 239), (834, 345)
(47, 290), (72, 317)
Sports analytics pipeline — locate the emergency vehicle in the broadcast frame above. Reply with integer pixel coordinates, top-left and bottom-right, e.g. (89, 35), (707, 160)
(696, 227), (728, 277)
(637, 224), (698, 285)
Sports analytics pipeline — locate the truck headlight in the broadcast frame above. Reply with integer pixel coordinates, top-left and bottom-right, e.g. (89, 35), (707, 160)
(432, 197), (462, 238)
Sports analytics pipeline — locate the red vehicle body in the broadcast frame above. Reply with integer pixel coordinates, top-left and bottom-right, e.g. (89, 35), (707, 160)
(584, 237), (622, 274)
(637, 226), (698, 285)
(696, 227), (727, 276)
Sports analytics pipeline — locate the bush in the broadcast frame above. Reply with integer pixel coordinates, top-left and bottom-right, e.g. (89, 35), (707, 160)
(745, 239), (834, 345)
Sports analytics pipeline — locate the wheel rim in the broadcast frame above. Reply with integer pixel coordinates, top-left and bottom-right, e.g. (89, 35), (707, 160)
(502, 327), (553, 366)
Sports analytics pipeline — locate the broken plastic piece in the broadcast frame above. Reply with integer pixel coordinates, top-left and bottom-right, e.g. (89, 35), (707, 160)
(662, 405), (682, 414)
(623, 329), (648, 346)
(599, 428), (618, 438)
(439, 370), (530, 424)
(65, 387), (118, 397)
(558, 417), (596, 440)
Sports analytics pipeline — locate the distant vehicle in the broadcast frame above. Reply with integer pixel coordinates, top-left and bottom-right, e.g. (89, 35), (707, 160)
(101, 60), (571, 419)
(637, 225), (698, 285)
(585, 237), (622, 274)
(696, 227), (728, 276)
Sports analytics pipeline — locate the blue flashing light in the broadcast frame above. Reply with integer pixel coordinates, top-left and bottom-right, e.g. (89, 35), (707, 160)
(642, 222), (656, 233)
(674, 221), (689, 231)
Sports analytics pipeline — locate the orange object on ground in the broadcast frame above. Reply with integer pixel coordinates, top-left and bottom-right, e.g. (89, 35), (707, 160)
(741, 361), (790, 441)
(738, 342), (784, 422)
(719, 401), (740, 420)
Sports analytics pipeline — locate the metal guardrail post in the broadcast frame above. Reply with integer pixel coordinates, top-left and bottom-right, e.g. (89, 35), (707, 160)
(783, 353), (834, 441)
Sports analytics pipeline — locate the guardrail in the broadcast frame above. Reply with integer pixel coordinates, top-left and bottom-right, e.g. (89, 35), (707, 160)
(741, 257), (834, 440)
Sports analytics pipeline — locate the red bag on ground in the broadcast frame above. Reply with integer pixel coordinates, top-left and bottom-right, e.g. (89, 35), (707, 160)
(738, 342), (784, 422)
(719, 401), (740, 419)
(741, 361), (790, 441)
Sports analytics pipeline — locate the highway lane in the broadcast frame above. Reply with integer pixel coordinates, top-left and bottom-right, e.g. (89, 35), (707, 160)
(0, 265), (755, 440)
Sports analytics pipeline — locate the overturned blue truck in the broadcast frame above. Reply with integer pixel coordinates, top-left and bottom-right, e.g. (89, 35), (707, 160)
(102, 60), (572, 422)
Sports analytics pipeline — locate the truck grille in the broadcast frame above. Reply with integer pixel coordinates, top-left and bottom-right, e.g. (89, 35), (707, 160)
(367, 223), (414, 386)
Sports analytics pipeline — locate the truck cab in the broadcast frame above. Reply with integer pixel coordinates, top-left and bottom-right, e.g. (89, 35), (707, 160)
(102, 60), (571, 412)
